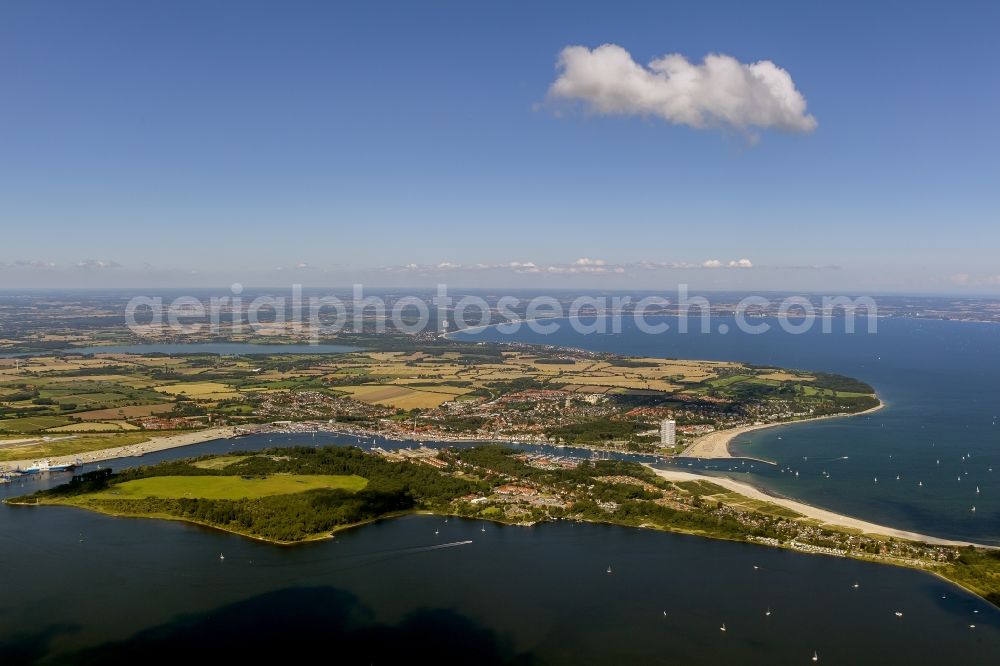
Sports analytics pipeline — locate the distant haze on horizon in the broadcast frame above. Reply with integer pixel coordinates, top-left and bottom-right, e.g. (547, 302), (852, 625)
(1, 1), (998, 293)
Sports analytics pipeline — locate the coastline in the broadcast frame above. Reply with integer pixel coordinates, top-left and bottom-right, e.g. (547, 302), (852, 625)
(644, 464), (985, 548)
(0, 427), (239, 472)
(678, 399), (886, 461)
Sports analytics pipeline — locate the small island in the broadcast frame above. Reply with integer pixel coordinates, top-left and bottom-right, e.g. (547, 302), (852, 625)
(11, 444), (1000, 607)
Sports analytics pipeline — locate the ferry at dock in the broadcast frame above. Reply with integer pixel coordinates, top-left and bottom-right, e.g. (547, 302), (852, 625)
(20, 459), (78, 474)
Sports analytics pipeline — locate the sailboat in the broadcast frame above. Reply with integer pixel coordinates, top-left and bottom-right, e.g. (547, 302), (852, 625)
(765, 608), (771, 617)
(719, 623), (726, 632)
(219, 553), (225, 561)
(812, 651), (819, 662)
(606, 565), (612, 574)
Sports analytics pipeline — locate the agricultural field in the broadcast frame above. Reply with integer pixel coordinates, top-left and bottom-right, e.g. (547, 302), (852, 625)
(335, 383), (472, 409)
(0, 416), (74, 433)
(154, 382), (244, 400)
(73, 404), (175, 421)
(87, 474), (368, 500)
(0, 432), (170, 463)
(46, 421), (140, 432)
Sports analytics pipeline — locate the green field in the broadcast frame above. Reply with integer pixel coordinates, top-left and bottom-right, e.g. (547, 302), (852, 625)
(191, 455), (250, 470)
(89, 474), (368, 500)
(707, 374), (752, 388)
(0, 416), (74, 433)
(0, 432), (173, 463)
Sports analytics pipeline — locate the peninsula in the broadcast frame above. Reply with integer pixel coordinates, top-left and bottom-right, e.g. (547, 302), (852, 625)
(12, 444), (1000, 607)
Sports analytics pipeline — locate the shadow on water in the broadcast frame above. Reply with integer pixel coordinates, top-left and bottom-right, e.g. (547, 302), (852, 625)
(21, 587), (533, 666)
(0, 624), (81, 666)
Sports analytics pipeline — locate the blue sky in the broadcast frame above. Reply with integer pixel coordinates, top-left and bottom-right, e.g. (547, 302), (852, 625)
(1, 0), (998, 291)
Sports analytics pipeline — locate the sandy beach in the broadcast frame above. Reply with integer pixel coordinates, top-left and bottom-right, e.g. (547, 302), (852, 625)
(0, 427), (238, 471)
(646, 465), (983, 547)
(678, 401), (885, 460)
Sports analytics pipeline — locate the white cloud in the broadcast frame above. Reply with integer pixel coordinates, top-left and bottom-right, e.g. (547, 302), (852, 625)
(548, 44), (817, 135)
(386, 257), (758, 276)
(510, 261), (541, 274)
(21, 260), (57, 269)
(76, 259), (121, 270)
(702, 259), (753, 269)
(950, 273), (1000, 286)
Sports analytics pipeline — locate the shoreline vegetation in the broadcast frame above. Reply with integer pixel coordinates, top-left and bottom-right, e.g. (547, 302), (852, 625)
(9, 444), (1000, 608)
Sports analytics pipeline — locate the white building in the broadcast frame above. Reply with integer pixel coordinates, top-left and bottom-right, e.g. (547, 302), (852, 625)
(660, 419), (676, 447)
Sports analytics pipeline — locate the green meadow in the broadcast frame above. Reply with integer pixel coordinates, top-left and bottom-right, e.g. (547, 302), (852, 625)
(89, 474), (369, 500)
